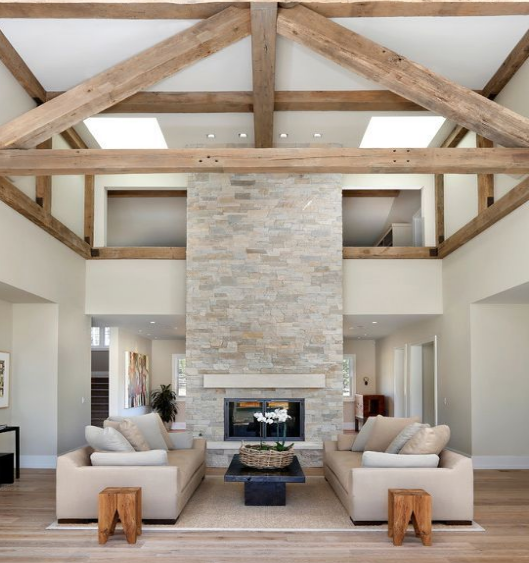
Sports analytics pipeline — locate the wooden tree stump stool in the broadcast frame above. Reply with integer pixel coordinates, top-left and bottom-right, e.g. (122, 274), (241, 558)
(388, 489), (432, 546)
(98, 487), (142, 545)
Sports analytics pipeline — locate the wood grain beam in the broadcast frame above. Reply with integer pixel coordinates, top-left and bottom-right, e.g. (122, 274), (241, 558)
(35, 138), (52, 213)
(441, 29), (529, 148)
(0, 29), (87, 149)
(277, 5), (529, 148)
(251, 2), (277, 148)
(48, 89), (430, 113)
(1, 1), (529, 19)
(107, 189), (187, 197)
(91, 247), (186, 260)
(342, 189), (400, 197)
(0, 176), (90, 258)
(0, 7), (251, 149)
(84, 175), (94, 246)
(2, 148), (529, 175)
(477, 135), (495, 212)
(435, 174), (445, 244)
(438, 175), (529, 258)
(343, 247), (438, 259)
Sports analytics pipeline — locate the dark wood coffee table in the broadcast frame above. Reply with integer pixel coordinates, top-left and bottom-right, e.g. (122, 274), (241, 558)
(224, 454), (305, 506)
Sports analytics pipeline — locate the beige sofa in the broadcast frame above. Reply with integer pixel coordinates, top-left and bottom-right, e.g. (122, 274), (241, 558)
(324, 434), (473, 524)
(56, 438), (206, 523)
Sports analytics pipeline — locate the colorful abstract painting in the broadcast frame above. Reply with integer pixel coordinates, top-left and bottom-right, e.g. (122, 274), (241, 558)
(125, 351), (149, 409)
(0, 352), (10, 409)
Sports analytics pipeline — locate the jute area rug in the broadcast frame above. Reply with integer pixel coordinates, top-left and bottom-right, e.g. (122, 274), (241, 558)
(48, 476), (484, 533)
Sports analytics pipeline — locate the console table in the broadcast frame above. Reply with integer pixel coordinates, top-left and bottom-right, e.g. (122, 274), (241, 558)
(224, 454), (305, 506)
(0, 426), (20, 479)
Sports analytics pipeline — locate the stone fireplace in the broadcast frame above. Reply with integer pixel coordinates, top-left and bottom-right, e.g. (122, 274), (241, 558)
(185, 172), (343, 466)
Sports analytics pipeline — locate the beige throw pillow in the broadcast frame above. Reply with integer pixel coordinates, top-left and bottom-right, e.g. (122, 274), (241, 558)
(400, 425), (451, 455)
(119, 419), (150, 451)
(351, 416), (378, 452)
(385, 422), (430, 454)
(364, 415), (420, 452)
(85, 426), (134, 452)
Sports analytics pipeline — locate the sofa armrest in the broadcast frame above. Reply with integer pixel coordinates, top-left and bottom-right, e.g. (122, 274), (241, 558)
(323, 440), (338, 453)
(193, 438), (207, 452)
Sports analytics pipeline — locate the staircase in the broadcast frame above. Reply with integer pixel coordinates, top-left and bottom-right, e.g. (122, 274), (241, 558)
(91, 377), (109, 427)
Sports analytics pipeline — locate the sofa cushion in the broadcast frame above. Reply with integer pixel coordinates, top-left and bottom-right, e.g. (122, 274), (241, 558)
(351, 416), (378, 452)
(385, 422), (429, 454)
(90, 450), (168, 466)
(119, 419), (151, 451)
(324, 450), (363, 493)
(85, 426), (134, 452)
(362, 451), (440, 468)
(108, 413), (168, 450)
(167, 448), (205, 490)
(400, 425), (451, 455)
(364, 416), (420, 452)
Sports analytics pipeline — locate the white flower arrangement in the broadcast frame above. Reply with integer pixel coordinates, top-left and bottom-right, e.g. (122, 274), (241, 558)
(253, 408), (293, 451)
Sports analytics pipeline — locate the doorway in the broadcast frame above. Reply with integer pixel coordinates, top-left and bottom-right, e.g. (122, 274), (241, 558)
(408, 337), (438, 425)
(393, 347), (406, 417)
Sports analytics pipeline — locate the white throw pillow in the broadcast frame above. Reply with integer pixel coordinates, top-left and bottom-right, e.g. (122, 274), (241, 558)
(169, 432), (194, 450)
(85, 426), (134, 452)
(361, 451), (440, 468)
(351, 416), (378, 452)
(385, 423), (430, 454)
(108, 413), (168, 450)
(90, 450), (168, 466)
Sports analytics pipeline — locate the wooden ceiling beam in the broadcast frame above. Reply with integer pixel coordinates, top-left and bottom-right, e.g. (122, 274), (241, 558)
(0, 175), (91, 258)
(441, 29), (529, 148)
(342, 189), (401, 197)
(2, 148), (529, 175)
(1, 1), (529, 19)
(35, 138), (52, 213)
(0, 6), (251, 149)
(251, 2), (277, 148)
(0, 29), (88, 149)
(47, 89), (431, 113)
(438, 175), (529, 258)
(91, 247), (186, 260)
(343, 247), (438, 259)
(477, 135), (495, 212)
(277, 5), (529, 148)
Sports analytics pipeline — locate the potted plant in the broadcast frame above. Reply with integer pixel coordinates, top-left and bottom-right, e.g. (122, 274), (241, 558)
(150, 384), (178, 429)
(239, 408), (295, 469)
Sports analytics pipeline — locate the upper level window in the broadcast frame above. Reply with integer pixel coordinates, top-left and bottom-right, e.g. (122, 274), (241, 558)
(343, 355), (356, 398)
(173, 355), (186, 397)
(91, 327), (100, 347)
(91, 327), (110, 349)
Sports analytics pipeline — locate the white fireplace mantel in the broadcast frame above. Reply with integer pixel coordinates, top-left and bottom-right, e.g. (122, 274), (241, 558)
(203, 373), (326, 389)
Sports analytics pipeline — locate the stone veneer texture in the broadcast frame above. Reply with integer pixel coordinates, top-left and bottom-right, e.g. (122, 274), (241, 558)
(186, 173), (343, 443)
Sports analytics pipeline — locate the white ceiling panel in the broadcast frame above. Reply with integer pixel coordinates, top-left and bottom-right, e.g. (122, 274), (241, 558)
(1, 16), (528, 92)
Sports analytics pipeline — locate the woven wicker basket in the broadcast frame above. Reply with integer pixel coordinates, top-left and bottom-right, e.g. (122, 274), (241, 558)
(239, 444), (295, 469)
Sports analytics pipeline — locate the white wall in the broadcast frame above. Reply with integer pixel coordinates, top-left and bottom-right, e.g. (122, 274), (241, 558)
(342, 174), (436, 246)
(470, 304), (529, 467)
(151, 339), (186, 426)
(109, 328), (152, 418)
(86, 260), (186, 315)
(343, 259), (443, 315)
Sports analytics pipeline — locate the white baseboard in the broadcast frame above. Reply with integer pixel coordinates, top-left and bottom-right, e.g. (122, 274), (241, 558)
(472, 455), (529, 469)
(343, 423), (355, 431)
(20, 455), (57, 469)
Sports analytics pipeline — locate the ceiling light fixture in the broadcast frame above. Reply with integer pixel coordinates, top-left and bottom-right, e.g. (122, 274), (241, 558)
(279, 133), (288, 139)
(206, 133), (216, 139)
(238, 133), (248, 139)
(150, 321), (156, 324)
(313, 133), (323, 139)
(372, 321), (378, 324)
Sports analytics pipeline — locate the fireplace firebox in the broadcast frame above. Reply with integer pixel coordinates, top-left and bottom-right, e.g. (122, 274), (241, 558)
(224, 398), (305, 442)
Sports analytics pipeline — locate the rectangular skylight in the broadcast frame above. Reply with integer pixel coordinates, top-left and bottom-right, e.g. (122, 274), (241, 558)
(84, 117), (168, 149)
(360, 116), (446, 148)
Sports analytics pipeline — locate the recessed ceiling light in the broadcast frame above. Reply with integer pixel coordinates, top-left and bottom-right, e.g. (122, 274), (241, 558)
(238, 133), (248, 139)
(150, 321), (156, 324)
(313, 133), (323, 139)
(372, 321), (378, 324)
(206, 133), (216, 139)
(360, 116), (446, 148)
(279, 133), (288, 139)
(84, 117), (168, 149)
(174, 327), (178, 330)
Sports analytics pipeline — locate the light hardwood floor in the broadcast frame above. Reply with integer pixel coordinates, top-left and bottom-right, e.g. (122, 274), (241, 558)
(0, 468), (528, 562)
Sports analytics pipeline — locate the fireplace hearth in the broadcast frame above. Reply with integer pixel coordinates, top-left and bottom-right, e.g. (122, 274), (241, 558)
(224, 399), (305, 442)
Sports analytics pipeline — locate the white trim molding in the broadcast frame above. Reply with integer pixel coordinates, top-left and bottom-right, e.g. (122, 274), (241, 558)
(20, 455), (57, 469)
(203, 374), (326, 389)
(472, 455), (529, 470)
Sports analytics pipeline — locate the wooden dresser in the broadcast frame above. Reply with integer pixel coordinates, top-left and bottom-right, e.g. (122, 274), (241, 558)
(354, 394), (386, 431)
